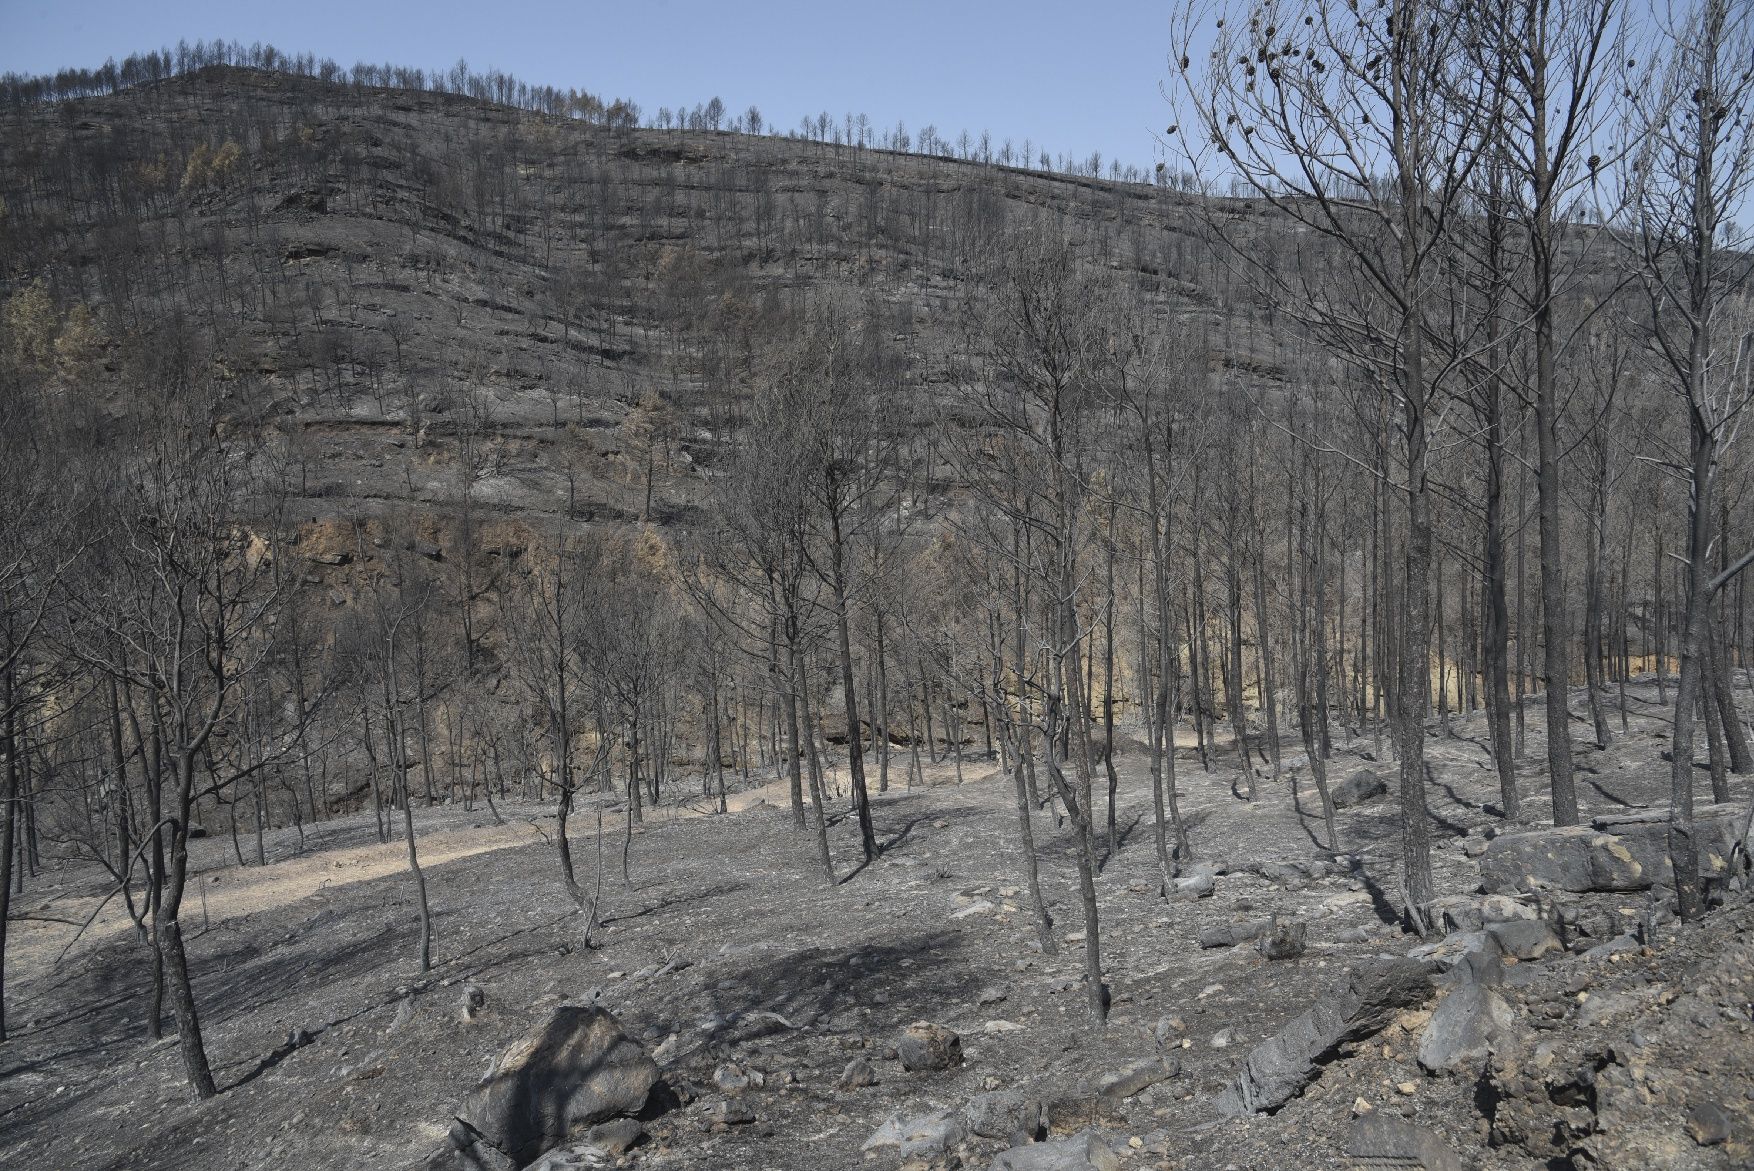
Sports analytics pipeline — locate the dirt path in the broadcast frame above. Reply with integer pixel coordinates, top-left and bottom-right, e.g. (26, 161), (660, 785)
(7, 767), (821, 980)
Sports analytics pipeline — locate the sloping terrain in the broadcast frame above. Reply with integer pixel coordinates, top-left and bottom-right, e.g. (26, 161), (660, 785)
(2, 680), (1748, 1170)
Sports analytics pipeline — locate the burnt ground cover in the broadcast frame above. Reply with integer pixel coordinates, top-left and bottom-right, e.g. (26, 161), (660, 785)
(2, 678), (1751, 1170)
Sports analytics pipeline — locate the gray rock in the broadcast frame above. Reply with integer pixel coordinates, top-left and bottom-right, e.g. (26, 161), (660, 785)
(1430, 896), (1486, 934)
(712, 1062), (759, 1093)
(837, 1056), (878, 1089)
(583, 1118), (643, 1155)
(1480, 805), (1742, 894)
(697, 1099), (755, 1128)
(1418, 982), (1513, 1073)
(1198, 919), (1273, 949)
(1216, 958), (1432, 1115)
(898, 1021), (963, 1072)
(1346, 1115), (1464, 1170)
(989, 1131), (1119, 1171)
(864, 1109), (966, 1159)
(1331, 769), (1388, 809)
(459, 983), (486, 1022)
(1170, 872), (1215, 900)
(1419, 932), (1505, 988)
(1248, 860), (1310, 887)
(1686, 1100), (1732, 1146)
(965, 1090), (1042, 1138)
(523, 1146), (599, 1171)
(1255, 919), (1307, 962)
(1486, 919), (1562, 961)
(427, 1006), (660, 1169)
(1096, 1055), (1180, 1100)
(1582, 934), (1641, 964)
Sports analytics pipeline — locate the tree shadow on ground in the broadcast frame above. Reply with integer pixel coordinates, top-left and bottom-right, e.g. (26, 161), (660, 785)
(648, 928), (973, 1056)
(1347, 856), (1406, 927)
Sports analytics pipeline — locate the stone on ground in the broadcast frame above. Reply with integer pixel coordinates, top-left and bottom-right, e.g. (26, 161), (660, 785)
(1331, 769), (1388, 808)
(426, 1006), (661, 1170)
(1346, 1114), (1464, 1170)
(898, 1022), (964, 1072)
(1096, 1055), (1181, 1100)
(989, 1130), (1120, 1171)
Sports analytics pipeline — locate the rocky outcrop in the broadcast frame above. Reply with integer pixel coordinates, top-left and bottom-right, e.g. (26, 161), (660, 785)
(1480, 805), (1743, 894)
(1216, 958), (1432, 1115)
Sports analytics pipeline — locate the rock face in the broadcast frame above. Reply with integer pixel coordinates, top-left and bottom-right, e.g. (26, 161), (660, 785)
(427, 1006), (661, 1170)
(897, 1022), (964, 1072)
(1331, 769), (1388, 808)
(1216, 959), (1432, 1116)
(1346, 1115), (1464, 1171)
(1480, 805), (1743, 894)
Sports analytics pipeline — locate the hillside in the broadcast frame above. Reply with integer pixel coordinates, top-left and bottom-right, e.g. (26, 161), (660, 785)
(4, 49), (1754, 1171)
(0, 66), (1261, 539)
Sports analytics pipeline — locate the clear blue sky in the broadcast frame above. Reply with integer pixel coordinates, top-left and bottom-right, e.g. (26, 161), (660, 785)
(0, 0), (1178, 171)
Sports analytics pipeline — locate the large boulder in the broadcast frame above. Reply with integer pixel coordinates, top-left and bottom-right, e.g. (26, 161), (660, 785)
(427, 1006), (661, 1170)
(1215, 958), (1432, 1116)
(1480, 806), (1743, 894)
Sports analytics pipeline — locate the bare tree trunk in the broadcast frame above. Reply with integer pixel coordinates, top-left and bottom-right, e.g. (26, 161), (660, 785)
(1251, 522), (1282, 784)
(0, 670), (15, 1043)
(875, 611), (892, 793)
(161, 751), (217, 1097)
(793, 645), (834, 882)
(1102, 499), (1120, 850)
(1710, 626), (1751, 774)
(1482, 371), (1519, 817)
